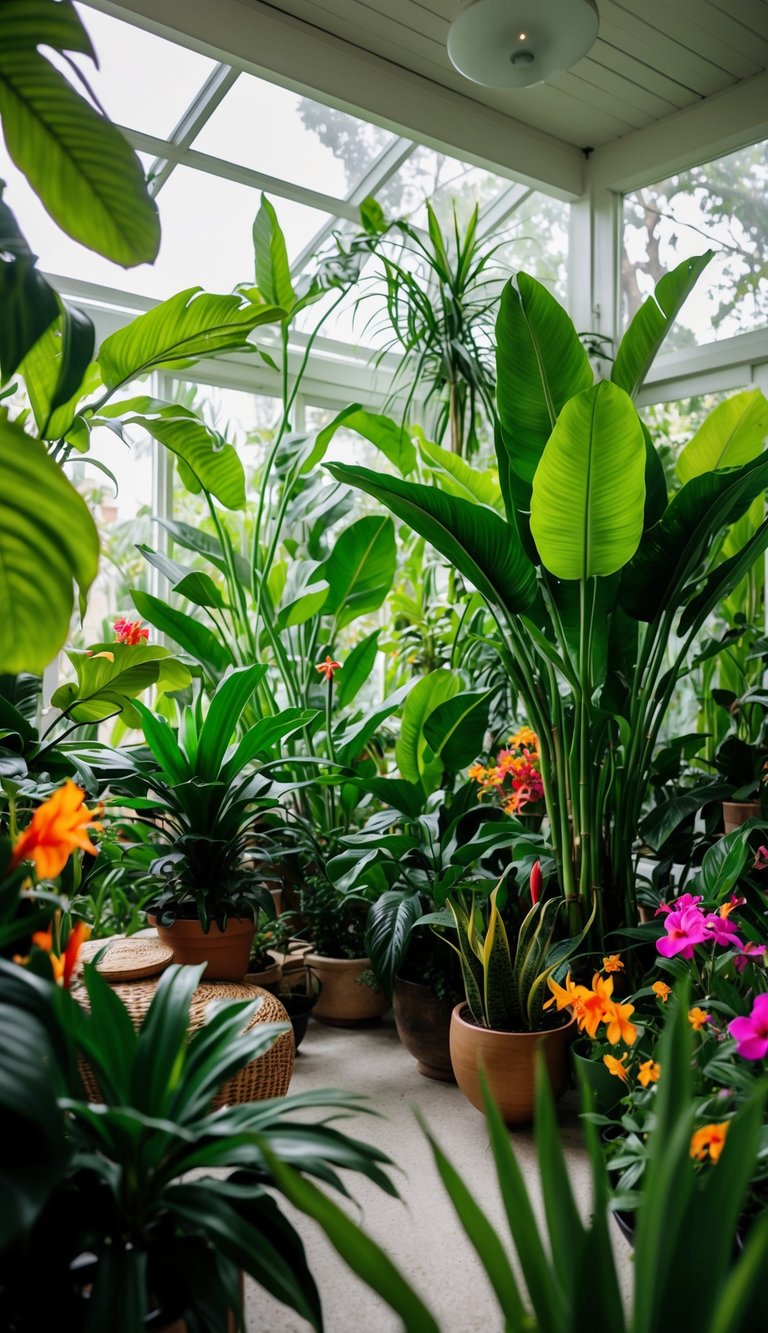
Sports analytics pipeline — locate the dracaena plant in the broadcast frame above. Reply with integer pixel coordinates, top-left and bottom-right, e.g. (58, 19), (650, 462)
(326, 254), (768, 940)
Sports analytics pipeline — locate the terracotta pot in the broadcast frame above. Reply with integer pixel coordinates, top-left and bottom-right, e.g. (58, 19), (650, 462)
(305, 954), (388, 1026)
(246, 950), (283, 994)
(393, 975), (455, 1081)
(449, 1004), (576, 1125)
(723, 800), (761, 834)
(149, 916), (255, 982)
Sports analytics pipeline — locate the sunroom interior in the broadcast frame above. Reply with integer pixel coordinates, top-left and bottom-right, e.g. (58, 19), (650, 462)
(3, 0), (768, 1329)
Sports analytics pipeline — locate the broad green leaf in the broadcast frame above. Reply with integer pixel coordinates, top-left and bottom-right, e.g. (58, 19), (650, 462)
(418, 434), (502, 509)
(51, 644), (190, 723)
(423, 688), (492, 771)
(0, 1), (95, 56)
(317, 406), (417, 477)
(334, 630), (380, 709)
(275, 558), (329, 630)
(677, 519), (768, 636)
(0, 422), (98, 672)
(0, 185), (58, 383)
(0, 45), (159, 266)
(334, 680), (415, 767)
(326, 464), (537, 616)
(611, 252), (713, 398)
(322, 515), (395, 629)
(20, 302), (94, 437)
(396, 669), (461, 786)
(97, 289), (284, 390)
(130, 589), (233, 676)
(677, 388), (768, 483)
(531, 380), (646, 579)
(195, 665), (267, 781)
(365, 890), (423, 996)
(496, 272), (593, 491)
(118, 406), (245, 510)
(253, 194), (296, 312)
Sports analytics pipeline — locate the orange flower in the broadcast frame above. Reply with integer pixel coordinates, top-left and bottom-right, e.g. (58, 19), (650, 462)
(580, 973), (615, 1038)
(690, 1121), (729, 1164)
(113, 618), (149, 645)
(545, 972), (585, 1013)
(604, 998), (638, 1046)
(637, 1059), (660, 1088)
(32, 920), (90, 989)
(467, 762), (487, 783)
(315, 655), (342, 681)
(602, 954), (624, 973)
(688, 1006), (711, 1031)
(10, 782), (101, 879)
(652, 981), (671, 1003)
(603, 1053), (630, 1084)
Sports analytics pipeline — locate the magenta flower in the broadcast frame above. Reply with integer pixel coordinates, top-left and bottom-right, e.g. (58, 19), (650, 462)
(705, 913), (744, 950)
(729, 994), (768, 1060)
(753, 845), (768, 872)
(656, 892), (703, 918)
(657, 903), (710, 960)
(734, 942), (768, 974)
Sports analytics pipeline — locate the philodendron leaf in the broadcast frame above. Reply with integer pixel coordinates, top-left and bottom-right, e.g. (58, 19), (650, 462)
(423, 688), (493, 772)
(0, 421), (99, 672)
(0, 3), (160, 266)
(611, 252), (713, 399)
(677, 389), (768, 483)
(531, 380), (646, 580)
(51, 644), (191, 723)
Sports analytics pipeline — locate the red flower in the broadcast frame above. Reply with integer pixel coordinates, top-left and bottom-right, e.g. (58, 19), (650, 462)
(315, 656), (342, 681)
(113, 618), (149, 646)
(530, 860), (542, 905)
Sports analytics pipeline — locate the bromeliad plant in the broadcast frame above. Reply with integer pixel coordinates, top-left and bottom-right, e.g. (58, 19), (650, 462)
(328, 254), (768, 938)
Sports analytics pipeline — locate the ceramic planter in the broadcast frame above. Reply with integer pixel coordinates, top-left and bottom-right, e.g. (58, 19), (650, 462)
(305, 954), (388, 1026)
(149, 915), (255, 982)
(722, 800), (761, 834)
(393, 975), (455, 1081)
(449, 1004), (576, 1125)
(245, 951), (283, 994)
(571, 1040), (623, 1115)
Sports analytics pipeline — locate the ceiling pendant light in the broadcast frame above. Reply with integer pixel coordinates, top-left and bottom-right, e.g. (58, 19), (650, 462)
(447, 0), (599, 89)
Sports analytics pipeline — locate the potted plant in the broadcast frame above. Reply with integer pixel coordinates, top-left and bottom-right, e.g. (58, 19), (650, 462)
(246, 913), (292, 992)
(105, 666), (308, 981)
(300, 874), (388, 1025)
(443, 864), (590, 1123)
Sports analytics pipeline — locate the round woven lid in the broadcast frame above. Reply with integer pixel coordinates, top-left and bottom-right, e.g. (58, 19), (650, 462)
(79, 935), (173, 982)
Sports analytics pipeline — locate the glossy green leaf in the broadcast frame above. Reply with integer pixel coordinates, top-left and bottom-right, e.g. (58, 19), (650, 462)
(326, 464), (537, 615)
(51, 643), (190, 723)
(396, 669), (460, 786)
(678, 519), (768, 636)
(0, 42), (159, 266)
(253, 194), (296, 312)
(322, 515), (395, 629)
(97, 288), (283, 390)
(0, 421), (98, 672)
(365, 890), (423, 996)
(118, 405), (246, 510)
(334, 629), (380, 709)
(20, 302), (94, 437)
(531, 380), (646, 579)
(611, 252), (713, 398)
(677, 388), (768, 483)
(195, 665), (267, 781)
(423, 688), (492, 771)
(496, 272), (593, 491)
(334, 680), (415, 767)
(130, 589), (233, 677)
(418, 434), (502, 509)
(317, 405), (417, 476)
(0, 185), (59, 383)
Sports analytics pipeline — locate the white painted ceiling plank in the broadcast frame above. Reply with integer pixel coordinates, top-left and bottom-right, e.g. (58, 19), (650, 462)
(606, 0), (762, 77)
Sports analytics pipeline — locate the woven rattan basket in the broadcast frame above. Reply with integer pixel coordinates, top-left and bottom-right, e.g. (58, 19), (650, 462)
(74, 972), (294, 1108)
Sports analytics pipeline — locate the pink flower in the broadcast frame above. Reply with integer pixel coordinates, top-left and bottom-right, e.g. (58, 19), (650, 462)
(113, 618), (149, 646)
(729, 994), (768, 1060)
(753, 846), (768, 872)
(734, 942), (768, 974)
(705, 913), (744, 950)
(656, 903), (710, 960)
(656, 892), (702, 918)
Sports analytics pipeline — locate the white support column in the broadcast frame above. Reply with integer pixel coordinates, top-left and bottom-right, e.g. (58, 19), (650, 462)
(568, 159), (622, 378)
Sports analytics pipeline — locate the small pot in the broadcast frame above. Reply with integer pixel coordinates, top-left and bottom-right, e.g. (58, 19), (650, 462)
(245, 952), (283, 995)
(305, 954), (388, 1026)
(449, 1004), (576, 1125)
(723, 800), (761, 834)
(393, 975), (455, 1081)
(571, 1040), (624, 1115)
(149, 915), (255, 983)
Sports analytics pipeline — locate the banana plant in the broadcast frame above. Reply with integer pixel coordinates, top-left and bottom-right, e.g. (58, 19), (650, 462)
(326, 254), (768, 939)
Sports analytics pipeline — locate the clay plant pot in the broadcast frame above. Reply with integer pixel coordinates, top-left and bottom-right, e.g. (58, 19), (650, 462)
(149, 915), (255, 983)
(245, 951), (283, 995)
(449, 1004), (576, 1126)
(305, 954), (388, 1026)
(393, 975), (455, 1082)
(723, 800), (761, 834)
(571, 1040), (623, 1115)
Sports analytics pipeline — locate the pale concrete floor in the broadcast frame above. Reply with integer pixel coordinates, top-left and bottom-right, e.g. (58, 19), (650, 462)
(246, 1014), (632, 1332)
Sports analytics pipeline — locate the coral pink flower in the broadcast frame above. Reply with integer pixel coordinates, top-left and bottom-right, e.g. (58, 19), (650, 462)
(113, 618), (149, 646)
(315, 655), (342, 681)
(729, 994), (768, 1060)
(656, 903), (709, 960)
(734, 942), (767, 974)
(753, 846), (768, 872)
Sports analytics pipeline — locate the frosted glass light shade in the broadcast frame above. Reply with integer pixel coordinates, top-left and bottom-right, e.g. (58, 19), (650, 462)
(447, 0), (599, 88)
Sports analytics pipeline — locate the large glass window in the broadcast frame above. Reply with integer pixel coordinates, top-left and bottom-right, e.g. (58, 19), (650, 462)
(623, 139), (768, 347)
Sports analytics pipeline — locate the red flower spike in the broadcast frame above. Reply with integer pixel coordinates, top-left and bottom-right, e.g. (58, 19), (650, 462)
(530, 860), (542, 905)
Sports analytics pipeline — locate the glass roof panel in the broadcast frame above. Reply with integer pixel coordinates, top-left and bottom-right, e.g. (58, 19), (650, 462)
(1, 154), (331, 299)
(192, 75), (395, 196)
(376, 146), (510, 227)
(74, 4), (217, 138)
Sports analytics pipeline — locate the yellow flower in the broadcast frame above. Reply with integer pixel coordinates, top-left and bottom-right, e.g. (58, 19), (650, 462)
(690, 1121), (729, 1164)
(688, 1006), (711, 1031)
(10, 781), (101, 879)
(602, 954), (624, 973)
(652, 981), (671, 1003)
(603, 1053), (630, 1084)
(467, 763), (487, 783)
(637, 1059), (660, 1088)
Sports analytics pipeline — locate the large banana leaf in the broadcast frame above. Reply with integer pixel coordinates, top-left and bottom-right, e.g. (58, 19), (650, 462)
(326, 464), (537, 615)
(0, 5), (159, 266)
(496, 272), (593, 489)
(0, 423), (99, 672)
(253, 194), (296, 312)
(418, 435), (502, 509)
(677, 388), (768, 482)
(395, 669), (460, 787)
(106, 401), (246, 510)
(19, 304), (94, 437)
(611, 252), (713, 399)
(97, 289), (284, 390)
(423, 688), (493, 772)
(530, 380), (646, 580)
(316, 405), (417, 476)
(321, 515), (395, 629)
(0, 185), (59, 383)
